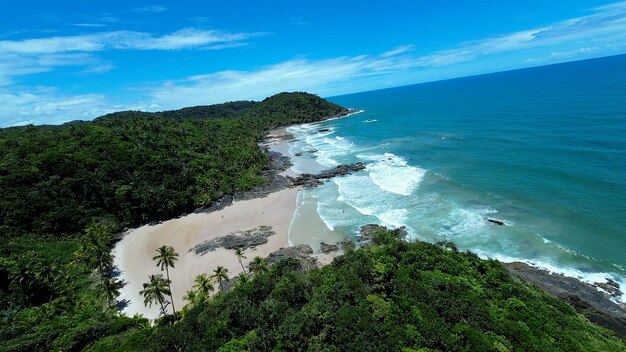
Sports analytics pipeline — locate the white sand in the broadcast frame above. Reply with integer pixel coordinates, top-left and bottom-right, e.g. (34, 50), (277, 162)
(114, 128), (352, 320)
(112, 188), (299, 319)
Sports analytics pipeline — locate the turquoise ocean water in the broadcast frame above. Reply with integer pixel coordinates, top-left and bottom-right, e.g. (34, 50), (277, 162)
(286, 54), (626, 300)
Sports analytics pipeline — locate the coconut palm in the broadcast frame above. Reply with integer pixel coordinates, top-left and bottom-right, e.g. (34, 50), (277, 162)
(153, 245), (179, 316)
(193, 273), (214, 295)
(101, 276), (125, 310)
(235, 272), (250, 288)
(79, 223), (115, 279)
(234, 248), (247, 274)
(249, 256), (269, 276)
(212, 266), (229, 291)
(183, 289), (199, 307)
(139, 274), (171, 315)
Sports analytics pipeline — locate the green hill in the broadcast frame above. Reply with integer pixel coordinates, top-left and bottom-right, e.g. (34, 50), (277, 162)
(1, 92), (623, 352)
(90, 229), (625, 351)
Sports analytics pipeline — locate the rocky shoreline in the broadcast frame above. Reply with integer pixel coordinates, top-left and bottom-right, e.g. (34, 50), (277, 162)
(504, 262), (626, 339)
(199, 112), (625, 340)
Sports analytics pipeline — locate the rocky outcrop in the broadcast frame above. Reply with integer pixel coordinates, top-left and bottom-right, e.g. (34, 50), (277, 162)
(267, 245), (317, 271)
(357, 224), (407, 248)
(320, 242), (339, 254)
(191, 226), (275, 254)
(504, 262), (626, 339)
(288, 162), (366, 188)
(594, 279), (622, 299)
(340, 238), (355, 251)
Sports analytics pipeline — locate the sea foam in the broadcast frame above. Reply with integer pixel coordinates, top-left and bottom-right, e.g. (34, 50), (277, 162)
(359, 152), (426, 196)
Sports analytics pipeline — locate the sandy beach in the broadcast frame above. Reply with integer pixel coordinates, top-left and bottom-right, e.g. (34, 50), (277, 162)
(112, 187), (299, 319)
(113, 128), (347, 319)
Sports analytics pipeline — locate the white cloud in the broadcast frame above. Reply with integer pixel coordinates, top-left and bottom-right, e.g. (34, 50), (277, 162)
(0, 88), (151, 127)
(72, 23), (107, 28)
(0, 28), (267, 85)
(0, 28), (265, 54)
(382, 45), (414, 57)
(133, 5), (168, 13)
(3, 2), (626, 127)
(149, 50), (414, 109)
(415, 2), (626, 67)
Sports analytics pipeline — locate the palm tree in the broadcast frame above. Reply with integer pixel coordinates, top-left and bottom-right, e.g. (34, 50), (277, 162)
(101, 276), (125, 310)
(249, 256), (269, 276)
(234, 248), (247, 274)
(78, 223), (115, 289)
(153, 245), (179, 316)
(139, 274), (171, 315)
(235, 272), (250, 288)
(212, 266), (229, 292)
(193, 273), (214, 295)
(183, 289), (198, 306)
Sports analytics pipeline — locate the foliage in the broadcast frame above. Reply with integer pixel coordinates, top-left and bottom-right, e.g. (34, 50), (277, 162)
(102, 231), (625, 351)
(0, 92), (345, 238)
(152, 245), (179, 316)
(0, 92), (344, 351)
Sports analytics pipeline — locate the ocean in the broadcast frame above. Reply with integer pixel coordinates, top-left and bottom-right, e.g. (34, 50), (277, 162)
(285, 54), (626, 300)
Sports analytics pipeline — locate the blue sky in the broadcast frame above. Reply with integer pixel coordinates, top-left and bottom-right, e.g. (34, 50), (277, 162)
(1, 1), (626, 126)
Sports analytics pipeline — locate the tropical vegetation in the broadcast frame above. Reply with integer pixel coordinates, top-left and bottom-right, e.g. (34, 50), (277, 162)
(1, 92), (623, 351)
(89, 229), (626, 351)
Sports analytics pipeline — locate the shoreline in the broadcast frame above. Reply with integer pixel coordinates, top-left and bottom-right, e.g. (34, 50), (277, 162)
(280, 114), (626, 338)
(112, 113), (356, 320)
(112, 110), (626, 338)
(112, 187), (300, 320)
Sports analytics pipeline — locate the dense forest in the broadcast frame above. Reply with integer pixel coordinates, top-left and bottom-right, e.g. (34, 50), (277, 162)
(0, 92), (345, 351)
(1, 92), (624, 351)
(80, 231), (626, 351)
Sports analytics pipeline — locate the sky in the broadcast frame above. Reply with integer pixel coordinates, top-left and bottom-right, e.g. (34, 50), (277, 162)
(1, 1), (626, 127)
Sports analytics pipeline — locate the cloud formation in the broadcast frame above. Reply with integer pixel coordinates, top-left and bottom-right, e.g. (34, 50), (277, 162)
(0, 28), (264, 54)
(150, 49), (415, 108)
(0, 88), (152, 127)
(0, 28), (266, 85)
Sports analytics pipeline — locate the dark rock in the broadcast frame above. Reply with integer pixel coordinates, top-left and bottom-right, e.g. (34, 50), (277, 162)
(307, 149), (318, 153)
(267, 245), (317, 271)
(320, 242), (339, 253)
(594, 279), (622, 298)
(192, 226), (275, 254)
(504, 261), (626, 339)
(294, 152), (303, 156)
(486, 218), (505, 225)
(318, 128), (332, 133)
(359, 224), (388, 242)
(340, 238), (355, 251)
(287, 162), (366, 188)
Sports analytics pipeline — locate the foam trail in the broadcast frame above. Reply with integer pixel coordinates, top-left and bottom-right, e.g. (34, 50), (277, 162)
(358, 153), (426, 196)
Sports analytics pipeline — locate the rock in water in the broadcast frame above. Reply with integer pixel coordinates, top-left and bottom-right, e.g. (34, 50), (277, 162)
(486, 218), (505, 225)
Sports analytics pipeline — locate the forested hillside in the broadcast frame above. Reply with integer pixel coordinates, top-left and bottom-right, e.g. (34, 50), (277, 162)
(89, 229), (625, 351)
(0, 92), (345, 238)
(1, 92), (623, 351)
(0, 92), (345, 351)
